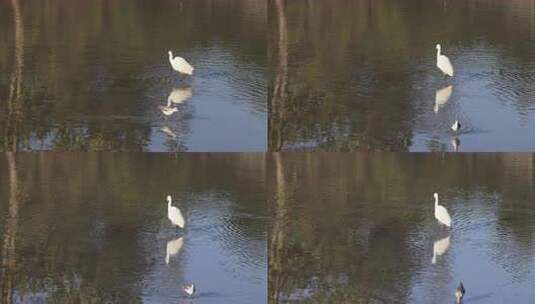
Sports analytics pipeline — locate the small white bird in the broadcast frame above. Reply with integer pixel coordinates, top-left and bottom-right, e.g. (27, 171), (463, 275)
(434, 85), (453, 113)
(455, 281), (465, 303)
(183, 283), (195, 297)
(431, 235), (450, 264)
(168, 51), (194, 75)
(451, 120), (461, 132)
(167, 195), (185, 229)
(168, 87), (192, 105)
(436, 44), (454, 77)
(434, 193), (452, 227)
(165, 237), (184, 265)
(159, 105), (178, 116)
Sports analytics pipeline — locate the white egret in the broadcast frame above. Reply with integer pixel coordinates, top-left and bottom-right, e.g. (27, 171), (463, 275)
(434, 85), (453, 113)
(434, 193), (452, 227)
(431, 235), (450, 264)
(168, 51), (194, 75)
(167, 195), (185, 229)
(183, 283), (196, 297)
(455, 281), (465, 303)
(168, 87), (192, 105)
(165, 237), (184, 265)
(436, 44), (454, 77)
(451, 120), (461, 132)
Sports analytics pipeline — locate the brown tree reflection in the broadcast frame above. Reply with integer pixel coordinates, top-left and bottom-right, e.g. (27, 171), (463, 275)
(1, 153), (20, 303)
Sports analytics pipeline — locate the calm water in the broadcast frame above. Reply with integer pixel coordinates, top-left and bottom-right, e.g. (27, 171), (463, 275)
(0, 0), (266, 151)
(269, 153), (535, 303)
(269, 0), (535, 151)
(0, 153), (267, 303)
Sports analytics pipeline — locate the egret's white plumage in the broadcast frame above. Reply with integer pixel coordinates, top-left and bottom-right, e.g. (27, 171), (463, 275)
(168, 51), (194, 75)
(436, 44), (454, 77)
(451, 120), (461, 132)
(167, 195), (185, 229)
(431, 235), (450, 264)
(168, 87), (192, 105)
(165, 237), (184, 265)
(434, 193), (451, 227)
(434, 85), (453, 113)
(183, 283), (195, 297)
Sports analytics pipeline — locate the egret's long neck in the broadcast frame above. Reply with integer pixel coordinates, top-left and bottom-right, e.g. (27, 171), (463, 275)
(434, 196), (438, 208)
(168, 52), (173, 62)
(436, 47), (441, 58)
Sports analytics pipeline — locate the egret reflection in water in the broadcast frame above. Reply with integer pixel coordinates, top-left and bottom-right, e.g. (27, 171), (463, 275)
(434, 85), (453, 113)
(432, 235), (451, 264)
(168, 87), (193, 105)
(165, 237), (184, 265)
(451, 137), (460, 152)
(160, 126), (178, 138)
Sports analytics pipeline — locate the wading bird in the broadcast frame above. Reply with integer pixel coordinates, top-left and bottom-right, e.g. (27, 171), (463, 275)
(436, 44), (454, 77)
(168, 51), (194, 75)
(167, 195), (185, 230)
(434, 193), (451, 227)
(184, 283), (196, 297)
(455, 281), (465, 303)
(451, 120), (461, 132)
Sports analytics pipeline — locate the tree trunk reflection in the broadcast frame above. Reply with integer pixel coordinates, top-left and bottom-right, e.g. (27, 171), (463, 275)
(1, 153), (20, 303)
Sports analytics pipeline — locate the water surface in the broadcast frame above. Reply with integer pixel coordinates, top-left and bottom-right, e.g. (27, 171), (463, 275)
(269, 153), (535, 303)
(269, 0), (535, 151)
(0, 153), (267, 303)
(0, 0), (266, 151)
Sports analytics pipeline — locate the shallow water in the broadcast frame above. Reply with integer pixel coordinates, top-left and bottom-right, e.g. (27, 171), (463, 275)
(269, 0), (535, 151)
(0, 153), (267, 303)
(269, 153), (535, 303)
(0, 0), (266, 151)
